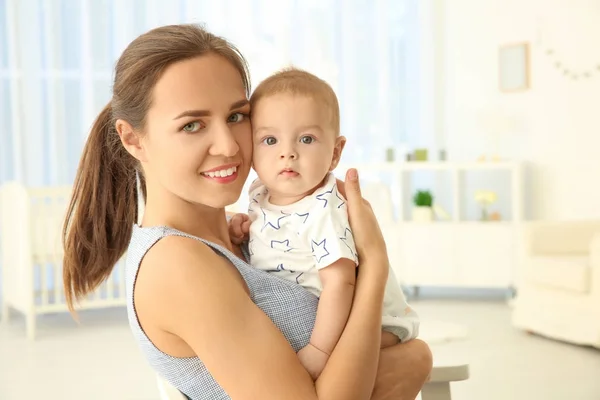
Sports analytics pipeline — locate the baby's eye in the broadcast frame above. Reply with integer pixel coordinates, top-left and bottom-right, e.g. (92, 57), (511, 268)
(228, 112), (246, 123)
(183, 121), (202, 133)
(262, 137), (277, 146)
(300, 136), (314, 144)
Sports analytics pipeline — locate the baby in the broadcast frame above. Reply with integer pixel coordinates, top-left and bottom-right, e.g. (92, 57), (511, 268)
(230, 68), (419, 379)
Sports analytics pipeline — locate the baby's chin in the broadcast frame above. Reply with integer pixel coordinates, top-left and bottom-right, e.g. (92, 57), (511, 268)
(271, 181), (325, 198)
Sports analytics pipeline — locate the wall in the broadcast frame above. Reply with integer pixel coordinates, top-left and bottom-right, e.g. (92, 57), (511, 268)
(441, 0), (600, 221)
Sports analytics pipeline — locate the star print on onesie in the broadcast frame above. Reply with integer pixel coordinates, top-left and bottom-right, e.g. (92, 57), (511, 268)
(247, 173), (358, 297)
(247, 172), (421, 343)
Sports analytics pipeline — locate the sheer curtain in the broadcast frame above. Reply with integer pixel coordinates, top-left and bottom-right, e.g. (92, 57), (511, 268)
(0, 0), (423, 187)
(0, 0), (431, 306)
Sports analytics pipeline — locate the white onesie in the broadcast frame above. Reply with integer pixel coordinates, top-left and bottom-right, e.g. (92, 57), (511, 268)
(248, 173), (419, 342)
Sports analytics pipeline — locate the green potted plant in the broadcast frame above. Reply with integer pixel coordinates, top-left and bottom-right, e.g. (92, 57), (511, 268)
(412, 190), (434, 222)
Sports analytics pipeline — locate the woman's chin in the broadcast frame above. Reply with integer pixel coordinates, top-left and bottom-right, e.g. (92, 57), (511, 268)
(202, 193), (242, 210)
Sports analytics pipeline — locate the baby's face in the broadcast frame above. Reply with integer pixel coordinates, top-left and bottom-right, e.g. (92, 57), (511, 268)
(251, 93), (343, 205)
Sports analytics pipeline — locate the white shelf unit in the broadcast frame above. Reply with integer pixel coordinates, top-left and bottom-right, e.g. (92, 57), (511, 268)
(337, 161), (524, 291)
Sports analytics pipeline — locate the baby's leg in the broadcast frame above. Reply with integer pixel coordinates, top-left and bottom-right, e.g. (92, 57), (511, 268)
(381, 268), (420, 345)
(381, 330), (400, 348)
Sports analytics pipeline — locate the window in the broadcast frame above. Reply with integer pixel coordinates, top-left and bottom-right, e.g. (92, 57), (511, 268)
(0, 0), (423, 187)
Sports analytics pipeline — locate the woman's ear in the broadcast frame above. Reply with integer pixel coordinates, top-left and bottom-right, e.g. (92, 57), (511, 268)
(116, 119), (147, 162)
(329, 136), (347, 171)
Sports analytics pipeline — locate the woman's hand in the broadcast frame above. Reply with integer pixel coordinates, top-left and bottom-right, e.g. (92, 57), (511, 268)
(341, 169), (389, 277)
(371, 339), (433, 400)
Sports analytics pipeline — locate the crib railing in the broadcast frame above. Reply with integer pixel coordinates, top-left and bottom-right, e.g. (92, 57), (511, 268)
(1, 182), (127, 339)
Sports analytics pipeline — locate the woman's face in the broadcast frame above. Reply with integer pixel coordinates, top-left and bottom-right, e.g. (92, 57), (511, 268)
(140, 54), (252, 209)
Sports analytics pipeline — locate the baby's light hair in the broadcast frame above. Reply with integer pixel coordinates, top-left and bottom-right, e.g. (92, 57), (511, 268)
(250, 67), (340, 136)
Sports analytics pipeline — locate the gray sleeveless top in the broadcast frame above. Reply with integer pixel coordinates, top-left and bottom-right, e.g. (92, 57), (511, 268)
(125, 225), (318, 399)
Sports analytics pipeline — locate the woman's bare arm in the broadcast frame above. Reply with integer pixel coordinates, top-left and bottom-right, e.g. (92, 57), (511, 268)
(137, 243), (390, 399)
(137, 235), (318, 399)
(136, 169), (408, 399)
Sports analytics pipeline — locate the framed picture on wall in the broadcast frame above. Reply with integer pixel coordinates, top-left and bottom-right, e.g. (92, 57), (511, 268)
(498, 42), (530, 92)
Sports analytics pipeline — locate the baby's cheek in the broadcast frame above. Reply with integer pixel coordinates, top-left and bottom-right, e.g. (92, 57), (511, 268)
(251, 148), (268, 169)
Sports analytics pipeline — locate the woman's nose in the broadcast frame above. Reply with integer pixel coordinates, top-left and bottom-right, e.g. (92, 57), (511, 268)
(210, 125), (239, 157)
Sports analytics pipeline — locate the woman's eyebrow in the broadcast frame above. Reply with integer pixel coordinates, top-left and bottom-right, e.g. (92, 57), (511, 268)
(173, 99), (249, 120)
(229, 99), (250, 110)
(173, 109), (210, 120)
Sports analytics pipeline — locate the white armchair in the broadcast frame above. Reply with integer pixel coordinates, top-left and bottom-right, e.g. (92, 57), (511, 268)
(512, 220), (600, 348)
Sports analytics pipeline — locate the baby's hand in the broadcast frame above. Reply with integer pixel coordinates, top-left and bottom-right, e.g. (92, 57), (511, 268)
(228, 213), (251, 245)
(297, 343), (329, 381)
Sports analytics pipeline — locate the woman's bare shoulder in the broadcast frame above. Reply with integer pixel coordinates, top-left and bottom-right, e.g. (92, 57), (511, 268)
(144, 233), (216, 267)
(134, 235), (241, 326)
(134, 234), (318, 399)
(136, 234), (244, 299)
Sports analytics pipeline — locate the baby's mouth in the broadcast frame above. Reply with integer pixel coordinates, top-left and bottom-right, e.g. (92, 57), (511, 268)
(279, 168), (299, 177)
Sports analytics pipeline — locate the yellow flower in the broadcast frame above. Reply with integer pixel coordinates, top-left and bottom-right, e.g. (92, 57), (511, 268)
(474, 190), (497, 205)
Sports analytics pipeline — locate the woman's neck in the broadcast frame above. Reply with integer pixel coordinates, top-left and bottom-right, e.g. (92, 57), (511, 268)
(141, 195), (234, 252)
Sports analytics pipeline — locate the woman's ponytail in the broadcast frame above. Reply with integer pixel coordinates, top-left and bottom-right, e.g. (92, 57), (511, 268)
(62, 102), (139, 312)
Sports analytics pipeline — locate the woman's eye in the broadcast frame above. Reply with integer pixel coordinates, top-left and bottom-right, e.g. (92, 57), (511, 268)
(263, 137), (277, 145)
(182, 121), (202, 133)
(228, 112), (246, 123)
(300, 136), (314, 144)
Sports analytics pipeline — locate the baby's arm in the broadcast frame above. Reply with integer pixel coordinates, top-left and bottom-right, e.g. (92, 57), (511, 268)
(310, 258), (356, 355)
(298, 177), (359, 379)
(297, 257), (355, 380)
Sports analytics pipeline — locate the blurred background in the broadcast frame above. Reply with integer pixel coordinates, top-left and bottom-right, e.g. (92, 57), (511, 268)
(1, 0), (599, 399)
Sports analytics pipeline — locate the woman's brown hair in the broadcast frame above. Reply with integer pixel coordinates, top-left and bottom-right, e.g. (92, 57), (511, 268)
(62, 24), (251, 312)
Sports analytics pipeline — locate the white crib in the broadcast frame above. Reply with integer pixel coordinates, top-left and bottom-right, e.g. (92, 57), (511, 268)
(0, 181), (127, 340)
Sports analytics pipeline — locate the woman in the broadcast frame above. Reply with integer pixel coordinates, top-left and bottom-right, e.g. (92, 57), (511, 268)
(62, 24), (432, 399)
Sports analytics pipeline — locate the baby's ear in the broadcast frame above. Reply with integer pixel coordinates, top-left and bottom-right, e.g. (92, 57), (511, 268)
(330, 136), (347, 171)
